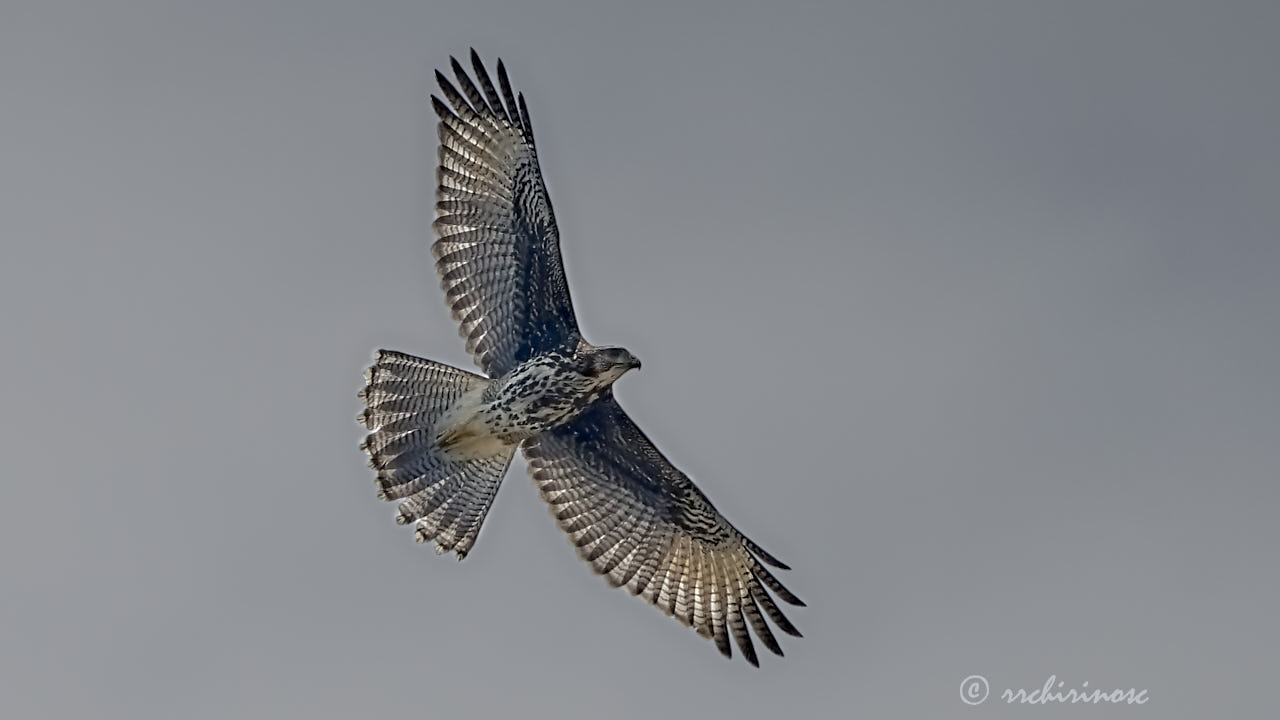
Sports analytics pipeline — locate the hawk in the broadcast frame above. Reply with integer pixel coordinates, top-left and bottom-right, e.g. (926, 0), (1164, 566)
(358, 50), (804, 666)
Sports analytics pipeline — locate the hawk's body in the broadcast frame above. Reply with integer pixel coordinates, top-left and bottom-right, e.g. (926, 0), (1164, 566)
(358, 51), (804, 666)
(434, 344), (637, 457)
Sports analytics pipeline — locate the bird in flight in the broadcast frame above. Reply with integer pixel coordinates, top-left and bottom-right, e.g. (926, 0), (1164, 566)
(358, 50), (804, 666)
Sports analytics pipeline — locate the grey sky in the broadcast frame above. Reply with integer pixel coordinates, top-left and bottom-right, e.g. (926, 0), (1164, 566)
(2, 1), (1278, 718)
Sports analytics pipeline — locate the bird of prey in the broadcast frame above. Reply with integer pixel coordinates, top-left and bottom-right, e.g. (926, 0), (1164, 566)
(358, 50), (804, 666)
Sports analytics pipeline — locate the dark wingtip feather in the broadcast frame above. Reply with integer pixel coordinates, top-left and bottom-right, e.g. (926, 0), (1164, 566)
(730, 610), (758, 667)
(749, 581), (803, 638)
(774, 613), (803, 638)
(714, 631), (732, 660)
(430, 95), (453, 120)
(750, 559), (805, 607)
(434, 71), (472, 117)
(450, 55), (489, 113)
(518, 92), (534, 141)
(742, 593), (784, 657)
(744, 536), (791, 570)
(447, 56), (468, 91)
(495, 60), (521, 132)
(469, 49), (509, 123)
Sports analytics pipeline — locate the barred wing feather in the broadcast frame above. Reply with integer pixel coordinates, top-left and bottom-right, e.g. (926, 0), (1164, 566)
(522, 394), (804, 666)
(431, 51), (579, 378)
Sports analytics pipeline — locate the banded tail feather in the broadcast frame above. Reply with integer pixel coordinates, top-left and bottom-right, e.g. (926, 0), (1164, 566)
(359, 349), (514, 560)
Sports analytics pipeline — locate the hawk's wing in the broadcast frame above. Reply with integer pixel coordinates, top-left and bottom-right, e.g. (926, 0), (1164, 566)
(431, 51), (579, 378)
(522, 394), (804, 666)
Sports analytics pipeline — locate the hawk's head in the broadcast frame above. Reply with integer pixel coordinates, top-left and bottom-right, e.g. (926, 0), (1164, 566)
(576, 343), (641, 387)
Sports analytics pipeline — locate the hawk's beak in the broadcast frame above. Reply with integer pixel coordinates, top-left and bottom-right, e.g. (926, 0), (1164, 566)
(628, 357), (642, 371)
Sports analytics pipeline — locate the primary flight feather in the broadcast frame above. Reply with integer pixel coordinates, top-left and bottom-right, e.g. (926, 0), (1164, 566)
(358, 50), (804, 666)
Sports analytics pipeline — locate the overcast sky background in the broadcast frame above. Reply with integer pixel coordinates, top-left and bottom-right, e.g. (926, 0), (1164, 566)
(3, 1), (1278, 718)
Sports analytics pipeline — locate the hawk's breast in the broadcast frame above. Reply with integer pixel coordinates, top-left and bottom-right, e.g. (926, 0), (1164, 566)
(479, 351), (599, 439)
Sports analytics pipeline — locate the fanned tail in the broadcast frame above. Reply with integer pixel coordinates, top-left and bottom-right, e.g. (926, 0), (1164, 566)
(358, 349), (514, 559)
